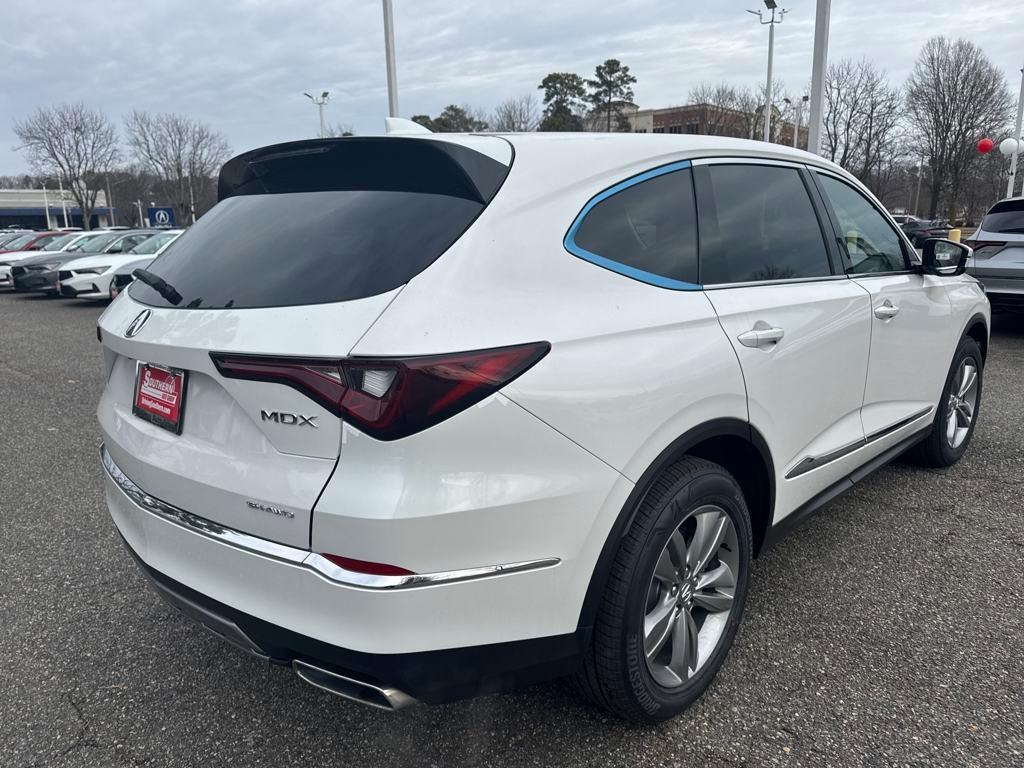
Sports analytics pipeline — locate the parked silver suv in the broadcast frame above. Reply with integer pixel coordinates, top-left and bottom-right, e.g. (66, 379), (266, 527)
(967, 197), (1024, 312)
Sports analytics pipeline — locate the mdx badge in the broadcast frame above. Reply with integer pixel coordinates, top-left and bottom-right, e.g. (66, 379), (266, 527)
(261, 410), (318, 427)
(124, 309), (152, 338)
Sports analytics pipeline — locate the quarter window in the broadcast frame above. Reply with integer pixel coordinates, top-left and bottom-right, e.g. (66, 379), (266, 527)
(569, 166), (699, 287)
(699, 164), (832, 284)
(816, 174), (908, 273)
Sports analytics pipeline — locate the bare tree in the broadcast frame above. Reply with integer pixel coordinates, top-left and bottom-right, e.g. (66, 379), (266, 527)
(13, 103), (119, 229)
(124, 111), (230, 224)
(687, 83), (742, 136)
(822, 59), (905, 191)
(491, 95), (540, 132)
(907, 37), (1012, 218)
(324, 123), (355, 137)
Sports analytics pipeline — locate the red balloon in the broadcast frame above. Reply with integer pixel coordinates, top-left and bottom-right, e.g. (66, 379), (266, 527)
(978, 137), (994, 154)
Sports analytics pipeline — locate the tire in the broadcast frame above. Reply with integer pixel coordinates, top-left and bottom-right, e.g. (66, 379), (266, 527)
(575, 456), (752, 723)
(907, 336), (983, 468)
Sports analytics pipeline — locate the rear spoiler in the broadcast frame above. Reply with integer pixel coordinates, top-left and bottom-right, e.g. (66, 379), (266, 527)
(217, 137), (509, 205)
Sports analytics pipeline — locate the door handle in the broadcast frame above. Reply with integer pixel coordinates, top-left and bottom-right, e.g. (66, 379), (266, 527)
(874, 300), (900, 320)
(737, 322), (785, 348)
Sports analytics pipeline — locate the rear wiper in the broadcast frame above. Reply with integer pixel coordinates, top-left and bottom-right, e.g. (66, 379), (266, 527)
(133, 268), (183, 306)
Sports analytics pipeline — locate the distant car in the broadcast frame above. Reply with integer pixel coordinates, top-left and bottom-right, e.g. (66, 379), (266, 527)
(14, 230), (156, 295)
(0, 231), (92, 288)
(965, 196), (1024, 313)
(0, 230), (31, 249)
(106, 230), (185, 300)
(0, 230), (64, 254)
(890, 214), (920, 226)
(901, 219), (950, 247)
(61, 229), (180, 301)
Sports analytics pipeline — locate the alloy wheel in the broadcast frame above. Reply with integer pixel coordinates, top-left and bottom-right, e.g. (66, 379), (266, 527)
(642, 504), (739, 687)
(946, 358), (979, 449)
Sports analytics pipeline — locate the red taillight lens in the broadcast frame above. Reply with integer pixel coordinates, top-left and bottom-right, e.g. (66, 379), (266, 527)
(211, 341), (550, 440)
(320, 554), (414, 576)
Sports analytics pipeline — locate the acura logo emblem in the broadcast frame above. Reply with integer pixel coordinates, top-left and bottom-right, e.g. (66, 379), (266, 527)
(125, 309), (152, 338)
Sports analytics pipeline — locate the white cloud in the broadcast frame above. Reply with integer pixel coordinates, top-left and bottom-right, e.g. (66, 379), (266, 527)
(1, 0), (1019, 174)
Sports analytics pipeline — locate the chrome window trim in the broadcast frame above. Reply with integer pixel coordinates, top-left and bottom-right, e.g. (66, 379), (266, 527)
(101, 445), (559, 590)
(703, 274), (849, 290)
(690, 155), (806, 170)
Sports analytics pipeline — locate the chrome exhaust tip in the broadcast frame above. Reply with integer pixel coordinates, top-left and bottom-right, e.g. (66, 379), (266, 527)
(292, 660), (418, 711)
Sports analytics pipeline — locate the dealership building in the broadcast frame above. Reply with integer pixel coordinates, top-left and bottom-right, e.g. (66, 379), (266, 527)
(0, 188), (115, 230)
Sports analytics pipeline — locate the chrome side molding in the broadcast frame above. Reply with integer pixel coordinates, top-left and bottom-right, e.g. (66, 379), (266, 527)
(101, 445), (560, 590)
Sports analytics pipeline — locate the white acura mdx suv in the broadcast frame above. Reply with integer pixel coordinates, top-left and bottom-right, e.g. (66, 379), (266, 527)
(97, 131), (989, 722)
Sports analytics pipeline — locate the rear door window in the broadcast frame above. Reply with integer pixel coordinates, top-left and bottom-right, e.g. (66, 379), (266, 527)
(567, 165), (699, 287)
(130, 137), (510, 309)
(697, 164), (833, 284)
(981, 199), (1024, 234)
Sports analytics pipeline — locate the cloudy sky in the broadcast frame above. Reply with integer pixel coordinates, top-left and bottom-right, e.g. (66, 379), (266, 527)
(0, 0), (1019, 175)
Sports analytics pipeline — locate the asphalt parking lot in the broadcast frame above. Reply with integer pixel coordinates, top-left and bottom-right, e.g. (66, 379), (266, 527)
(2, 290), (1022, 768)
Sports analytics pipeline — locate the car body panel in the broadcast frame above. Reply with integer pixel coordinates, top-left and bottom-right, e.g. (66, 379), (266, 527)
(704, 279), (872, 523)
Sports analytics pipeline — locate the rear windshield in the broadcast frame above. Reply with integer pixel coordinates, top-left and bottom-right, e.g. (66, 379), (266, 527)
(981, 199), (1024, 234)
(130, 137), (510, 309)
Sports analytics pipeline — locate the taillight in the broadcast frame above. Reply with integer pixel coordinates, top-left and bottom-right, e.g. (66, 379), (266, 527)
(967, 240), (1006, 255)
(211, 341), (550, 440)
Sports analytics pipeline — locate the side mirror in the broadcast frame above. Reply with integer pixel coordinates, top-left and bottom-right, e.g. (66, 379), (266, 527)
(921, 238), (970, 276)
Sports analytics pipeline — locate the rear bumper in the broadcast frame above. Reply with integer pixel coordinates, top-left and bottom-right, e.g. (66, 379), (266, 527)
(123, 533), (585, 704)
(101, 446), (590, 703)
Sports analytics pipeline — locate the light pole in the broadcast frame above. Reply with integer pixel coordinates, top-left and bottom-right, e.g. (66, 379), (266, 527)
(105, 175), (116, 227)
(42, 184), (53, 229)
(303, 91), (332, 138)
(913, 157), (924, 218)
(1007, 63), (1023, 198)
(748, 1), (787, 143)
(57, 178), (70, 228)
(783, 95), (809, 148)
(806, 0), (832, 155)
(382, 0), (399, 117)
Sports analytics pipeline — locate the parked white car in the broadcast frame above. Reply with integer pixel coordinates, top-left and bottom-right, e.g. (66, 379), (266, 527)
(57, 230), (160, 300)
(106, 228), (187, 299)
(0, 231), (101, 288)
(96, 133), (989, 722)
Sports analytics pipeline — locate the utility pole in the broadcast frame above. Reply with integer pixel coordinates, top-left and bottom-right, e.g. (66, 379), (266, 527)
(136, 200), (145, 227)
(913, 157), (924, 218)
(1007, 63), (1024, 198)
(57, 178), (69, 228)
(382, 0), (399, 117)
(748, 1), (787, 143)
(106, 176), (116, 227)
(806, 0), (831, 155)
(42, 184), (52, 229)
(188, 177), (197, 224)
(304, 91), (332, 138)
(794, 94), (808, 148)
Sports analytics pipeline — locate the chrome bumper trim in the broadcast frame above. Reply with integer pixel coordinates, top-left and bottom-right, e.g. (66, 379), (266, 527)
(101, 445), (560, 590)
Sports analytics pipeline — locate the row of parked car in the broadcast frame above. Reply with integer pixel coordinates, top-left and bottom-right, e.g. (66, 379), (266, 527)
(0, 226), (184, 301)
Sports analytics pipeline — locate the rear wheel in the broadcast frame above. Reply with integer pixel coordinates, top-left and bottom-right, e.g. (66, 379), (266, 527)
(908, 336), (983, 467)
(576, 457), (752, 723)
